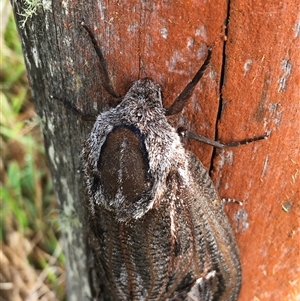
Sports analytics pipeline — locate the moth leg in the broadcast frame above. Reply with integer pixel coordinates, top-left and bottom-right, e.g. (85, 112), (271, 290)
(166, 48), (212, 116)
(80, 21), (119, 99)
(50, 95), (97, 121)
(178, 127), (270, 148)
(52, 22), (120, 119)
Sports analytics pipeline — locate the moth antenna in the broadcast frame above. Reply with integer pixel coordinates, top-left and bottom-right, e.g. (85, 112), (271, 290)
(166, 48), (212, 116)
(81, 21), (119, 99)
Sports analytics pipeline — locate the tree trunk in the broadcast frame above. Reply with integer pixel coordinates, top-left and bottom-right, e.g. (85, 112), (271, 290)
(11, 0), (299, 300)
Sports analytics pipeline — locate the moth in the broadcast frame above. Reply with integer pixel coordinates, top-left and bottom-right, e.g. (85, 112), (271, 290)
(56, 23), (267, 301)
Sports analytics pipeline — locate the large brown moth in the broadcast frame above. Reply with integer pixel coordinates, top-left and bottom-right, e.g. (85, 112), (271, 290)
(56, 22), (267, 301)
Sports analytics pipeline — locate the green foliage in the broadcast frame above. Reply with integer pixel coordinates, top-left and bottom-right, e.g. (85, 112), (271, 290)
(1, 8), (65, 300)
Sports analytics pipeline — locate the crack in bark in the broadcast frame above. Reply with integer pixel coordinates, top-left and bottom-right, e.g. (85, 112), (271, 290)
(209, 0), (231, 177)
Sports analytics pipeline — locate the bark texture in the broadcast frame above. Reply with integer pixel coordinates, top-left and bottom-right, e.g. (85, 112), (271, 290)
(11, 0), (299, 300)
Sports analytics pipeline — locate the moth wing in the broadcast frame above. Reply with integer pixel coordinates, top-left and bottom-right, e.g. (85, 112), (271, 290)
(179, 151), (241, 300)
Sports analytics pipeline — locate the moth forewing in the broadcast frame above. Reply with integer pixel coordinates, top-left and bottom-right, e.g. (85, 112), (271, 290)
(186, 152), (242, 299)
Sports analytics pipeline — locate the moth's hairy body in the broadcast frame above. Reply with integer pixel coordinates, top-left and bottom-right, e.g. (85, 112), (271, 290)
(82, 79), (241, 300)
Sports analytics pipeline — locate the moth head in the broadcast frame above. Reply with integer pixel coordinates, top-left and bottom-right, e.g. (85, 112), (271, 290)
(127, 78), (163, 109)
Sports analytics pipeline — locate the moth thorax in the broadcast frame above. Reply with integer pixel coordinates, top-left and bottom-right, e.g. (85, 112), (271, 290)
(97, 126), (153, 204)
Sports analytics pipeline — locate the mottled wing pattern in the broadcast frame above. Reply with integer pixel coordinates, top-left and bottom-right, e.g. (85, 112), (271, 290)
(169, 152), (242, 301)
(87, 150), (241, 300)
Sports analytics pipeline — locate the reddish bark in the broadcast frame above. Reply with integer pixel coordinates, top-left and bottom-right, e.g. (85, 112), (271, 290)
(12, 0), (299, 299)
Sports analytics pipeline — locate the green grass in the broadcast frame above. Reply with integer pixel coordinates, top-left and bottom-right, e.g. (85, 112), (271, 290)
(1, 6), (65, 300)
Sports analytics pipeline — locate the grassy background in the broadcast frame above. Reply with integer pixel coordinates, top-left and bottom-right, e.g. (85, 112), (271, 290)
(1, 3), (65, 300)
